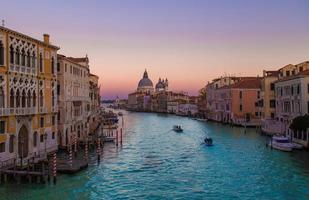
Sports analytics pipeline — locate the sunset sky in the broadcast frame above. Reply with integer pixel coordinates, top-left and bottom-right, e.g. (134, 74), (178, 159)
(2, 0), (309, 99)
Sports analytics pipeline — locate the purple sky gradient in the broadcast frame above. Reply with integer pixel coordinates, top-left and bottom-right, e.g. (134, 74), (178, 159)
(2, 0), (309, 99)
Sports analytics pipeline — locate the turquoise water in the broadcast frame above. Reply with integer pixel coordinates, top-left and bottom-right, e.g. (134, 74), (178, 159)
(1, 112), (309, 200)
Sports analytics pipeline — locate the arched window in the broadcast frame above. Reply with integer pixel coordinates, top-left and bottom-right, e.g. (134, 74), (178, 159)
(9, 135), (14, 153)
(10, 45), (14, 64)
(21, 90), (26, 107)
(32, 91), (36, 107)
(27, 50), (31, 68)
(39, 90), (43, 107)
(27, 90), (31, 107)
(16, 89), (20, 108)
(39, 53), (43, 72)
(0, 41), (4, 66)
(52, 91), (55, 107)
(31, 52), (36, 68)
(15, 46), (20, 65)
(33, 131), (38, 147)
(21, 48), (25, 66)
(0, 87), (4, 108)
(10, 89), (14, 107)
(51, 57), (54, 74)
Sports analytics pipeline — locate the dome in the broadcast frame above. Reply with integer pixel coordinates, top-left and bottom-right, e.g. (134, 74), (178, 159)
(155, 82), (165, 89)
(138, 70), (153, 88)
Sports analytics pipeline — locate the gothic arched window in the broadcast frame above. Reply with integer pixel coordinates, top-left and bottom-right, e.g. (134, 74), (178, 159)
(10, 45), (14, 64)
(32, 52), (36, 68)
(0, 87), (4, 108)
(16, 89), (20, 108)
(32, 91), (36, 107)
(27, 90), (31, 107)
(39, 90), (43, 107)
(51, 57), (55, 74)
(0, 41), (4, 66)
(21, 48), (25, 66)
(52, 91), (55, 107)
(15, 47), (20, 65)
(27, 50), (31, 68)
(21, 90), (26, 108)
(39, 53), (43, 72)
(33, 131), (38, 147)
(10, 89), (14, 107)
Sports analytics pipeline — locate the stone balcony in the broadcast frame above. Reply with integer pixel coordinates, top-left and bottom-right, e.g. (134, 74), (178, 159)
(10, 64), (36, 75)
(0, 107), (36, 116)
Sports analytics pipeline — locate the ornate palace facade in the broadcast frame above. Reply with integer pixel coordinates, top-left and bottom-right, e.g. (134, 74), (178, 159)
(0, 26), (59, 165)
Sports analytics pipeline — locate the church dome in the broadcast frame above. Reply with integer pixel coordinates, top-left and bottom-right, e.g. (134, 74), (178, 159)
(138, 70), (153, 88)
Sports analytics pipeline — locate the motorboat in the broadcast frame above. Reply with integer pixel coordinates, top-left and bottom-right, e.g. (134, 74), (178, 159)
(173, 125), (183, 132)
(204, 137), (213, 146)
(269, 135), (294, 152)
(118, 112), (123, 116)
(292, 142), (303, 150)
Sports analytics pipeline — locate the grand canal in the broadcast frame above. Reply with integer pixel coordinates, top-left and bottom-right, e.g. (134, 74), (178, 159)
(1, 111), (309, 199)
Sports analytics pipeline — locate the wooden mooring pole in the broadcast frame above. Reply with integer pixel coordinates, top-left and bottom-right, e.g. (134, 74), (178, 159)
(53, 152), (57, 185)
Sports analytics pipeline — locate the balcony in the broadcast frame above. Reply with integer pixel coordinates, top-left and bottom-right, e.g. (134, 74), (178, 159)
(0, 107), (36, 116)
(9, 64), (36, 75)
(39, 107), (47, 114)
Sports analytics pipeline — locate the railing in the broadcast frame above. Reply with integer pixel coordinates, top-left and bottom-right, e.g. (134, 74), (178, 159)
(9, 64), (36, 75)
(0, 107), (36, 116)
(39, 107), (47, 113)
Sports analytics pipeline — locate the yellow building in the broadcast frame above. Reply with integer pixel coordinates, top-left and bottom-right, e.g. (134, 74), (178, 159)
(0, 26), (59, 165)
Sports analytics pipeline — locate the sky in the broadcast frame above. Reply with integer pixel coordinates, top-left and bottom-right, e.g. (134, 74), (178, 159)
(2, 0), (309, 99)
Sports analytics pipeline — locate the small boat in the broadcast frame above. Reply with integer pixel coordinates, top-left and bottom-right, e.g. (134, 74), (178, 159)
(292, 142), (303, 150)
(118, 112), (123, 116)
(173, 125), (183, 132)
(204, 137), (213, 146)
(269, 135), (294, 152)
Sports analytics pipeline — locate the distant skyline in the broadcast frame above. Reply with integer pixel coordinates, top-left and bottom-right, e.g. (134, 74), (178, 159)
(2, 0), (309, 99)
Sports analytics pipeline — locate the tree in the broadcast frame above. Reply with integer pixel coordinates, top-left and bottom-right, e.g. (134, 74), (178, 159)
(289, 115), (309, 132)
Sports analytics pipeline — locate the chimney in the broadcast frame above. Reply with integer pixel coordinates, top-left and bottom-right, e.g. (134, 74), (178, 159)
(43, 34), (50, 44)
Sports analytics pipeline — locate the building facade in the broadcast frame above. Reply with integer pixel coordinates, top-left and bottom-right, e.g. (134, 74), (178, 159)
(0, 26), (59, 164)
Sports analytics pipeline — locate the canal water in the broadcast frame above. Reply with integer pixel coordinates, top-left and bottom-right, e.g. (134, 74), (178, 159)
(1, 111), (309, 200)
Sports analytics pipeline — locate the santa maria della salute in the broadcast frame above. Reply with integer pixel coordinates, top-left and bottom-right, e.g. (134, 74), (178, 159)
(137, 70), (168, 94)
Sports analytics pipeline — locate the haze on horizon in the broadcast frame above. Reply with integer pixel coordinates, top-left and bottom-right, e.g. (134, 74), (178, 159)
(2, 0), (309, 100)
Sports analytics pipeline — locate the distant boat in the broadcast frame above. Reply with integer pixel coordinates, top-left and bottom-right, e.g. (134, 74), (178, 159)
(204, 137), (213, 146)
(269, 135), (293, 152)
(173, 125), (183, 132)
(118, 112), (123, 116)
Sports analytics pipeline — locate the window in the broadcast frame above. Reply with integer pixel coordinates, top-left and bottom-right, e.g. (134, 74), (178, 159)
(52, 132), (55, 139)
(32, 91), (36, 107)
(239, 91), (242, 99)
(299, 66), (303, 72)
(27, 50), (31, 68)
(0, 142), (5, 153)
(65, 63), (67, 72)
(0, 87), (4, 108)
(52, 116), (55, 126)
(21, 48), (25, 66)
(33, 132), (38, 147)
(270, 83), (275, 91)
(270, 100), (276, 108)
(308, 84), (309, 94)
(239, 104), (243, 112)
(0, 41), (4, 66)
(39, 53), (43, 72)
(271, 113), (275, 119)
(57, 112), (60, 122)
(40, 117), (44, 128)
(255, 112), (259, 117)
(57, 62), (60, 72)
(10, 45), (14, 64)
(257, 91), (260, 99)
(51, 57), (55, 74)
(286, 70), (290, 76)
(9, 135), (14, 153)
(15, 47), (20, 65)
(308, 101), (309, 114)
(40, 134), (44, 143)
(0, 121), (5, 134)
(297, 85), (300, 94)
(39, 90), (43, 107)
(57, 84), (60, 95)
